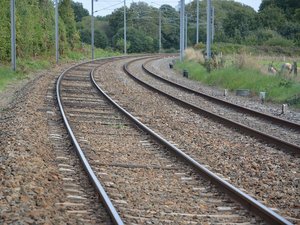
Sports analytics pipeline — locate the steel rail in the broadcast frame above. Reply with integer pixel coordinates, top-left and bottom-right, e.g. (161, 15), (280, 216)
(142, 58), (300, 130)
(56, 57), (125, 225)
(124, 58), (300, 154)
(90, 62), (293, 225)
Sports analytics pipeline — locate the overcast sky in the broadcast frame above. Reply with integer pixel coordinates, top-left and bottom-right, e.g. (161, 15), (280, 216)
(74, 0), (262, 17)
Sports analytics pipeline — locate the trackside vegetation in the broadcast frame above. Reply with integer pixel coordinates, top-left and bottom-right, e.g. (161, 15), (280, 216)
(0, 0), (299, 101)
(175, 57), (300, 107)
(0, 0), (120, 92)
(0, 47), (120, 92)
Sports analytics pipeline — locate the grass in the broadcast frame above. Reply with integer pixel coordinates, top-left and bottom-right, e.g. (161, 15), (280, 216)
(0, 67), (22, 91)
(63, 47), (121, 61)
(175, 59), (300, 107)
(0, 47), (121, 93)
(0, 57), (53, 92)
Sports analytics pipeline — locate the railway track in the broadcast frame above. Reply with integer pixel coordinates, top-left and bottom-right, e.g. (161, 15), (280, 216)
(55, 55), (294, 224)
(123, 57), (300, 155)
(143, 58), (300, 129)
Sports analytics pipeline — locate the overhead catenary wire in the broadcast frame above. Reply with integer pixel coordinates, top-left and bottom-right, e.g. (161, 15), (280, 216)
(94, 1), (124, 13)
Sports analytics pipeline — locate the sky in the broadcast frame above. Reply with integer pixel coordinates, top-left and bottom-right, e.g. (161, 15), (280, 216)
(74, 0), (262, 17)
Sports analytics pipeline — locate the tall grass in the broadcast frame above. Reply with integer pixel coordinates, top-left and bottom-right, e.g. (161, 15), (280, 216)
(0, 58), (52, 91)
(0, 67), (23, 91)
(175, 57), (300, 107)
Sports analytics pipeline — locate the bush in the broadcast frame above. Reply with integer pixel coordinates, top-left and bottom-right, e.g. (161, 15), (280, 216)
(213, 43), (245, 54)
(194, 42), (205, 50)
(265, 36), (295, 47)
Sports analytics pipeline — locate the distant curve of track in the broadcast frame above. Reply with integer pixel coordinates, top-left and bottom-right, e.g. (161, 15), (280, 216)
(123, 57), (300, 155)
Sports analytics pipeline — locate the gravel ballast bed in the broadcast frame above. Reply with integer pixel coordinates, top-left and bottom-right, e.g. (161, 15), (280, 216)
(136, 59), (300, 148)
(148, 57), (300, 124)
(94, 58), (299, 223)
(0, 62), (113, 224)
(60, 61), (264, 224)
(0, 66), (71, 223)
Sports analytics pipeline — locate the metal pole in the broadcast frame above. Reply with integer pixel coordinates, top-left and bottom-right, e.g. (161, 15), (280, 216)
(196, 0), (199, 44)
(159, 9), (161, 53)
(185, 13), (187, 49)
(91, 0), (94, 60)
(212, 6), (214, 44)
(55, 0), (59, 64)
(124, 0), (127, 54)
(206, 0), (212, 59)
(11, 0), (16, 71)
(180, 0), (185, 61)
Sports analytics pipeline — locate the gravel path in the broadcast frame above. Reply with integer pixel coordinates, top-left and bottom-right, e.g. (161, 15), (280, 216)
(94, 58), (300, 224)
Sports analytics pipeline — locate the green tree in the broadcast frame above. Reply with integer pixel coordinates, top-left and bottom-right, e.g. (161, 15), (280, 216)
(257, 5), (286, 30)
(108, 7), (125, 35)
(0, 0), (10, 61)
(59, 0), (80, 49)
(259, 0), (300, 20)
(223, 6), (256, 43)
(71, 1), (89, 22)
(113, 27), (156, 53)
(160, 5), (180, 50)
(77, 16), (109, 49)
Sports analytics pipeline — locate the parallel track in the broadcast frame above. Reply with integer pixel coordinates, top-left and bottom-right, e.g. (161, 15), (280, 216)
(123, 57), (300, 155)
(56, 56), (293, 224)
(143, 58), (300, 130)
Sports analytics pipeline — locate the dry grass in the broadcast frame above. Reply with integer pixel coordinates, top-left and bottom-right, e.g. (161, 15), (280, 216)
(229, 53), (299, 81)
(184, 48), (205, 64)
(233, 52), (260, 71)
(185, 48), (300, 82)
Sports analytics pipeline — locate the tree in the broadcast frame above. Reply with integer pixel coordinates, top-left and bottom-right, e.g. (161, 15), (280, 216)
(77, 16), (109, 49)
(59, 0), (80, 49)
(71, 2), (89, 22)
(259, 0), (300, 19)
(108, 7), (125, 35)
(257, 5), (286, 31)
(0, 0), (10, 60)
(160, 5), (180, 49)
(113, 27), (156, 53)
(223, 6), (256, 42)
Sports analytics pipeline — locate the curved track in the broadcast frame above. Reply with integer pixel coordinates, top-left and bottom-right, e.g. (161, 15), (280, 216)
(143, 58), (300, 130)
(55, 55), (294, 224)
(123, 57), (300, 155)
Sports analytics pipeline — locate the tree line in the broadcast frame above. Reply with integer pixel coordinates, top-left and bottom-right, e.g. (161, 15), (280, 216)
(77, 0), (299, 53)
(0, 0), (299, 61)
(0, 0), (78, 61)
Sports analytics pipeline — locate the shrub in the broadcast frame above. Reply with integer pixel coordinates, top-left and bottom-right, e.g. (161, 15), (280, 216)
(265, 36), (294, 47)
(194, 42), (205, 50)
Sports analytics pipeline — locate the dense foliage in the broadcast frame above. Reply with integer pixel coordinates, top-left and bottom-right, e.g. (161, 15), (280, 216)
(186, 0), (300, 47)
(0, 0), (79, 61)
(78, 0), (299, 53)
(0, 0), (299, 62)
